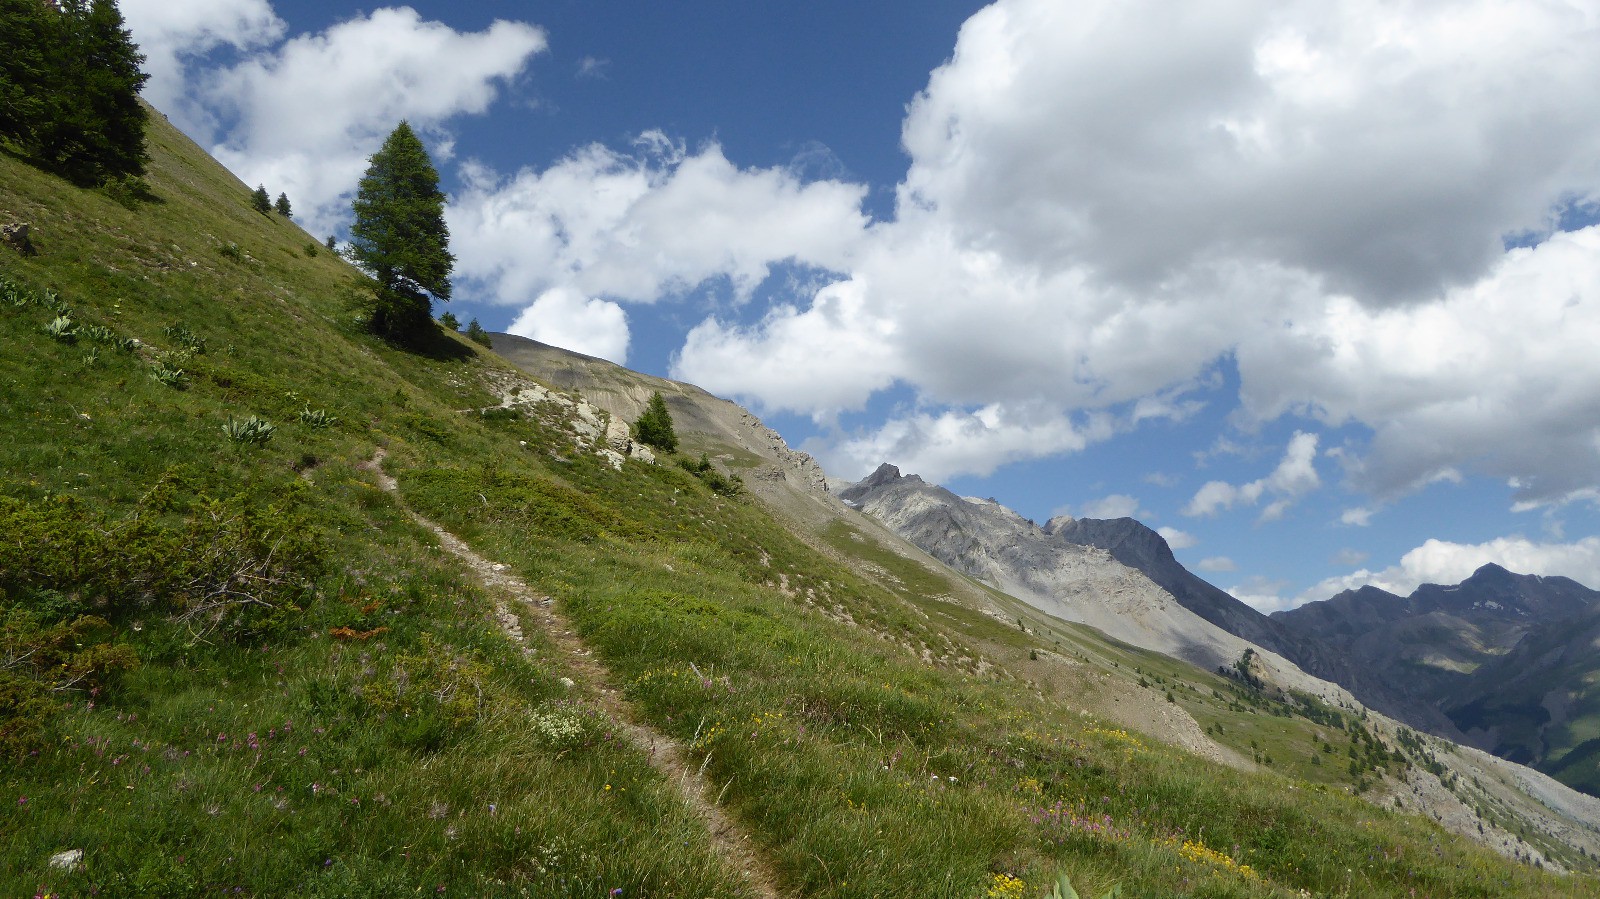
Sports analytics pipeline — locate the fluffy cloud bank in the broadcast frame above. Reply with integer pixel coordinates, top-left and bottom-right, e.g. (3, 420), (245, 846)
(1292, 536), (1600, 609)
(448, 137), (868, 307)
(671, 0), (1600, 502)
(121, 0), (284, 123)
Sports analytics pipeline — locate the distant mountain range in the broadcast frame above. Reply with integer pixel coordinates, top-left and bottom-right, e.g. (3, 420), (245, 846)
(840, 465), (1600, 798)
(1275, 565), (1600, 795)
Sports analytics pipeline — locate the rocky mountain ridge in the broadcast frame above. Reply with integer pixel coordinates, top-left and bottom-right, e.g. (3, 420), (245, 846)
(841, 464), (1353, 697)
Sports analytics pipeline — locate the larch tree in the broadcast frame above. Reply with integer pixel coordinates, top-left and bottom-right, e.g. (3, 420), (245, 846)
(633, 391), (678, 454)
(274, 192), (291, 216)
(251, 185), (271, 214)
(348, 121), (454, 339)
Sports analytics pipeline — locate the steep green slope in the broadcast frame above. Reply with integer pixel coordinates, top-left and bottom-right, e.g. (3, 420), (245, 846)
(1, 110), (1596, 897)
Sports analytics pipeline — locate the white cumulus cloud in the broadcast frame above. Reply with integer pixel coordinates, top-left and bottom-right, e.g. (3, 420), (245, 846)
(1158, 527), (1198, 549)
(1184, 431), (1321, 519)
(809, 404), (1117, 484)
(505, 287), (629, 364)
(122, 0), (284, 127)
(1080, 494), (1143, 520)
(1238, 228), (1600, 504)
(672, 0), (1600, 510)
(450, 138), (868, 308)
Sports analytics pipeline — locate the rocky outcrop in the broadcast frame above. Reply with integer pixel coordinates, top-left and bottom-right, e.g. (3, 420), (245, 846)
(478, 367), (655, 470)
(488, 332), (829, 501)
(2, 222), (36, 256)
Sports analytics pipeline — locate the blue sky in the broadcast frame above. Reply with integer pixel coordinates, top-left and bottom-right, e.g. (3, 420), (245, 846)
(122, 0), (1600, 610)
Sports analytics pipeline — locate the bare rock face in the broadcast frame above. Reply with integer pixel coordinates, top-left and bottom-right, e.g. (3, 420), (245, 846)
(476, 368), (654, 470)
(839, 464), (1338, 690)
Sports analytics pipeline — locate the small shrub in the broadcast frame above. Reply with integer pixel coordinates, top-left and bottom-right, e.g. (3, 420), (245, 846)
(0, 606), (138, 760)
(80, 322), (116, 343)
(149, 358), (186, 388)
(1, 279), (29, 309)
(43, 315), (76, 342)
(303, 241), (319, 257)
(679, 453), (743, 496)
(297, 406), (338, 429)
(162, 323), (206, 354)
(218, 242), (244, 262)
(438, 311), (459, 330)
(529, 704), (593, 749)
(222, 415), (276, 445)
(634, 391), (678, 453)
(39, 288), (68, 314)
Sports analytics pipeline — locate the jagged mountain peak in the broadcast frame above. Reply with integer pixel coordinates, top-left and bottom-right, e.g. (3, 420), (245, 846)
(1041, 513), (1075, 532)
(1468, 561), (1516, 581)
(839, 462), (929, 501)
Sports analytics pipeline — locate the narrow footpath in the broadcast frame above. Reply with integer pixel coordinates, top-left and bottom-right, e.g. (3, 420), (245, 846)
(362, 450), (783, 899)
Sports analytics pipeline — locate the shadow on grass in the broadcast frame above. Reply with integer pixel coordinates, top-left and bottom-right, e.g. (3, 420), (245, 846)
(390, 319), (478, 362)
(341, 280), (478, 362)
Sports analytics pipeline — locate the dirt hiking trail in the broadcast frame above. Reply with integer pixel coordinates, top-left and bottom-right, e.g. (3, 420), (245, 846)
(362, 449), (783, 899)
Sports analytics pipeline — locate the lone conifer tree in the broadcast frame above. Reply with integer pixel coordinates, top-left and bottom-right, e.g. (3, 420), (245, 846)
(349, 121), (453, 338)
(251, 185), (271, 214)
(275, 192), (291, 216)
(633, 392), (678, 454)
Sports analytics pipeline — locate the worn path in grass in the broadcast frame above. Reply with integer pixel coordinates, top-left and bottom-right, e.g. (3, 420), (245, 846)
(361, 450), (784, 899)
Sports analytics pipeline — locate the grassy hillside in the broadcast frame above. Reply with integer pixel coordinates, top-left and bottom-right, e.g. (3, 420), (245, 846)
(1, 111), (1597, 897)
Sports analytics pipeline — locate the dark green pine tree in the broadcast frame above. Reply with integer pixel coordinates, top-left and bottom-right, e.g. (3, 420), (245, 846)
(0, 0), (54, 148)
(633, 391), (678, 454)
(251, 185), (271, 214)
(274, 192), (291, 216)
(25, 0), (150, 183)
(349, 121), (454, 339)
(69, 0), (148, 179)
